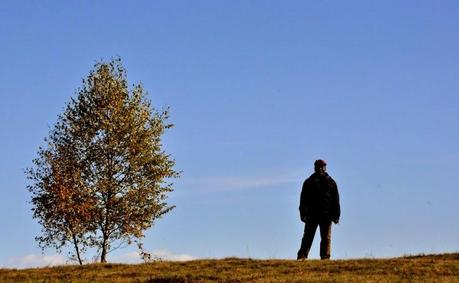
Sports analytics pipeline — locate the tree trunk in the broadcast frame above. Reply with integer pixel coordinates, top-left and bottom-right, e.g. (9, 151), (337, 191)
(100, 235), (108, 263)
(71, 232), (83, 265)
(68, 220), (83, 265)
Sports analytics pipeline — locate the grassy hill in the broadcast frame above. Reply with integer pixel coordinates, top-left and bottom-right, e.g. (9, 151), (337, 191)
(1, 253), (458, 282)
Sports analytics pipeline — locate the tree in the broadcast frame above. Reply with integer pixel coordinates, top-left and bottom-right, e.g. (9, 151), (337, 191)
(27, 58), (179, 263)
(27, 136), (94, 264)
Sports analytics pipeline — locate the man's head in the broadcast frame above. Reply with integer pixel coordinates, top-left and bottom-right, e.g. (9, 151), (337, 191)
(314, 159), (327, 175)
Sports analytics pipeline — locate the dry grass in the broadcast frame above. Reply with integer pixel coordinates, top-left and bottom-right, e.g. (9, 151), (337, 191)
(1, 253), (458, 282)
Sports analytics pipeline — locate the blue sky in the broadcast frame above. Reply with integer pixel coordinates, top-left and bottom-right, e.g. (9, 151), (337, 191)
(1, 1), (459, 267)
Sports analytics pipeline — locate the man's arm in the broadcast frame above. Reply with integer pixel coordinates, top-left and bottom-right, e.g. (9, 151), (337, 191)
(299, 180), (308, 222)
(331, 179), (340, 224)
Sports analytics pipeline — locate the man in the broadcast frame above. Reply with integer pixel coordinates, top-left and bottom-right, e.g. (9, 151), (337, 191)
(297, 159), (340, 260)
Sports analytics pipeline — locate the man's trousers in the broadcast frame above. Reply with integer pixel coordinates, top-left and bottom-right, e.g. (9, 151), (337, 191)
(297, 218), (332, 259)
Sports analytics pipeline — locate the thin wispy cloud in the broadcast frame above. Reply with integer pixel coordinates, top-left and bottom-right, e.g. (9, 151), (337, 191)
(182, 175), (299, 192)
(3, 250), (195, 268)
(5, 254), (66, 269)
(111, 249), (195, 263)
(152, 249), (195, 261)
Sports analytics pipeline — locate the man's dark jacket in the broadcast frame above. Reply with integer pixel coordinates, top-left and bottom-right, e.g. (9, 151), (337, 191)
(299, 172), (340, 222)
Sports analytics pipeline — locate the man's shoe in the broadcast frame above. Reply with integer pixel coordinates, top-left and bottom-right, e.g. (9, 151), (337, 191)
(297, 254), (307, 260)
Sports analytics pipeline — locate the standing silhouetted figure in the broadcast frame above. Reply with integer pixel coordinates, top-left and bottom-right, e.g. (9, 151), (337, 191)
(297, 159), (340, 260)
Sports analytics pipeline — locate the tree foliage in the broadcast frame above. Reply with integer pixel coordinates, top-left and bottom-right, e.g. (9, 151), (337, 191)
(27, 58), (179, 263)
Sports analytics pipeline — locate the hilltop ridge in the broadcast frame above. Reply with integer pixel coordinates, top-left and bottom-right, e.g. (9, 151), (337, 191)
(1, 253), (458, 282)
